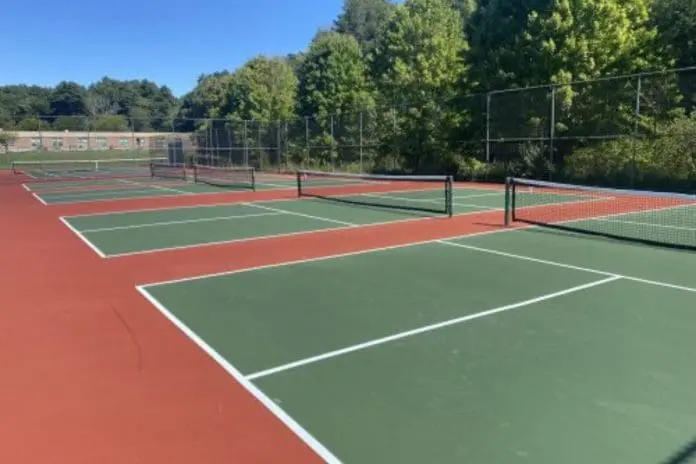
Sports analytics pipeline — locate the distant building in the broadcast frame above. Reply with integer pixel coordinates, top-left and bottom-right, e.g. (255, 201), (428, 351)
(0, 130), (195, 154)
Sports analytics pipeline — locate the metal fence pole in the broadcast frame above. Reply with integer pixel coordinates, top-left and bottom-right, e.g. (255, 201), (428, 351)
(359, 110), (364, 172)
(243, 120), (248, 166)
(485, 93), (491, 163)
(305, 117), (309, 168)
(276, 119), (282, 171)
(632, 75), (642, 187)
(549, 86), (556, 181)
(330, 114), (335, 171)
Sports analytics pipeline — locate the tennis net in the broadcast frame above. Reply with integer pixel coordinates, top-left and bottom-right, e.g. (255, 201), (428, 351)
(193, 164), (255, 190)
(297, 170), (454, 216)
(150, 162), (187, 180)
(505, 177), (696, 250)
(12, 157), (166, 178)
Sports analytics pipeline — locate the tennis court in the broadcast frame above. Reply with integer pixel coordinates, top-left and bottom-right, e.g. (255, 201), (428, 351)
(61, 185), (502, 257)
(9, 165), (696, 463)
(138, 216), (696, 463)
(16, 158), (310, 204)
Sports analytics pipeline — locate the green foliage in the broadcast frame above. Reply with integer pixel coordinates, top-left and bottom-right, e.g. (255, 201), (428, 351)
(0, 131), (18, 150)
(652, 0), (696, 112)
(564, 114), (696, 190)
(334, 0), (395, 54)
(469, 0), (667, 91)
(227, 56), (298, 122)
(90, 115), (130, 132)
(371, 0), (468, 172)
(296, 31), (376, 166)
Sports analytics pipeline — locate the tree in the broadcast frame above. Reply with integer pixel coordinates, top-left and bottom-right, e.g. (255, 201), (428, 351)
(371, 0), (468, 172)
(334, 0), (395, 54)
(227, 56), (298, 122)
(652, 0), (696, 112)
(296, 31), (376, 167)
(0, 131), (17, 152)
(468, 0), (667, 91)
(50, 81), (87, 117)
(468, 0), (672, 157)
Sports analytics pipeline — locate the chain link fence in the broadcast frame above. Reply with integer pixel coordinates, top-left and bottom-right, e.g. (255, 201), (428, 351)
(2, 66), (695, 190)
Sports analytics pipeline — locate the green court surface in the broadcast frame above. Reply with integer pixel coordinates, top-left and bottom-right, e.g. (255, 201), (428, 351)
(139, 228), (696, 464)
(63, 187), (503, 257)
(26, 173), (301, 204)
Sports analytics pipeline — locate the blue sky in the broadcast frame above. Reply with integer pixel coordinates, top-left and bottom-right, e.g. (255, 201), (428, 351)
(0, 0), (345, 96)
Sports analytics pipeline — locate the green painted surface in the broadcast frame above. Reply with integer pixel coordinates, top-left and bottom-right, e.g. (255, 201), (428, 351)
(143, 233), (696, 463)
(253, 279), (696, 464)
(68, 203), (265, 229)
(146, 243), (598, 374)
(67, 188), (492, 255)
(456, 228), (696, 289)
(83, 211), (337, 255)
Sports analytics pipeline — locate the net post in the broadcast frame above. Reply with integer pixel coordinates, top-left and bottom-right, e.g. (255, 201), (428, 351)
(446, 175), (453, 217)
(504, 177), (511, 226)
(296, 170), (302, 198)
(251, 168), (256, 192)
(511, 178), (517, 222)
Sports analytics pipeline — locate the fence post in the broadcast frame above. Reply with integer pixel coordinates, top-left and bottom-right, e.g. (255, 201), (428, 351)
(243, 120), (248, 166)
(276, 119), (282, 172)
(305, 116), (309, 168)
(330, 114), (335, 171)
(359, 110), (364, 172)
(549, 86), (556, 181)
(632, 75), (642, 188)
(485, 92), (491, 163)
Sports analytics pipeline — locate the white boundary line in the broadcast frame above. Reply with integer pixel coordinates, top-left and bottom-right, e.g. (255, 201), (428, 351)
(62, 185), (493, 219)
(245, 276), (622, 380)
(118, 178), (193, 195)
(106, 194), (610, 260)
(44, 187), (170, 202)
(135, 286), (342, 464)
(82, 212), (286, 233)
(40, 183), (296, 206)
(59, 217), (107, 258)
(31, 192), (48, 206)
(437, 240), (696, 294)
(21, 183), (31, 192)
(589, 217), (696, 232)
(244, 202), (357, 227)
(137, 227), (524, 287)
(103, 210), (477, 259)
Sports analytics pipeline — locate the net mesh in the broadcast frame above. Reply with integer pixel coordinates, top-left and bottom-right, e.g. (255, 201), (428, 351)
(297, 170), (453, 216)
(150, 162), (187, 180)
(12, 157), (166, 178)
(193, 164), (256, 190)
(506, 177), (696, 250)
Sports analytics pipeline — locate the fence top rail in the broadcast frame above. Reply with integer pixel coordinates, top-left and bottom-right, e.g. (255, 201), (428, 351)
(488, 65), (696, 96)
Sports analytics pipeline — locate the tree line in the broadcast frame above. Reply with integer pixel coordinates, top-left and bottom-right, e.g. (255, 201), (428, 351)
(2, 0), (695, 187)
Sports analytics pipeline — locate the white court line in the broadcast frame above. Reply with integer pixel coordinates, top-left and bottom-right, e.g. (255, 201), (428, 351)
(22, 184), (31, 192)
(243, 202), (358, 227)
(118, 178), (193, 195)
(82, 212), (285, 233)
(45, 188), (164, 201)
(245, 276), (621, 380)
(105, 208), (476, 259)
(589, 217), (696, 232)
(32, 192), (48, 206)
(59, 217), (107, 258)
(135, 286), (342, 464)
(63, 185), (488, 219)
(437, 240), (696, 294)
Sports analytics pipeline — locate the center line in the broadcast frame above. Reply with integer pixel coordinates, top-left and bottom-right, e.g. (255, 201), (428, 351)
(245, 276), (621, 380)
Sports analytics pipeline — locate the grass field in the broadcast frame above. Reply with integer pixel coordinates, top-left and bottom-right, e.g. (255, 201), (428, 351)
(3, 166), (696, 464)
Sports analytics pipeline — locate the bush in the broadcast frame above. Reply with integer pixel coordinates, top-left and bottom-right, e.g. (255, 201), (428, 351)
(563, 114), (696, 191)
